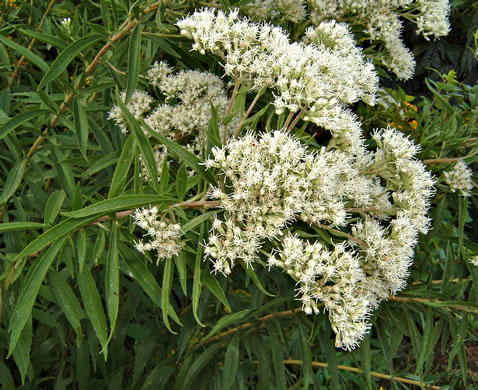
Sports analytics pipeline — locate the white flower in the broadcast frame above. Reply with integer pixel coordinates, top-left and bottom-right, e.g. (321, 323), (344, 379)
(308, 0), (451, 79)
(444, 160), (474, 196)
(177, 8), (378, 124)
(108, 90), (154, 134)
(204, 128), (434, 349)
(133, 208), (182, 262)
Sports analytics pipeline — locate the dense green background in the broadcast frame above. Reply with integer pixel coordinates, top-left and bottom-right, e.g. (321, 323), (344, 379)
(0, 0), (477, 388)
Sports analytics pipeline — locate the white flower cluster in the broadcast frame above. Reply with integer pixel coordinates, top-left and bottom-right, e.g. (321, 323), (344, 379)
(469, 256), (478, 267)
(245, 0), (306, 23)
(444, 160), (474, 196)
(109, 62), (230, 150)
(108, 62), (233, 177)
(177, 9), (378, 124)
(145, 61), (230, 148)
(308, 0), (451, 79)
(108, 90), (154, 134)
(133, 207), (182, 263)
(204, 128), (434, 350)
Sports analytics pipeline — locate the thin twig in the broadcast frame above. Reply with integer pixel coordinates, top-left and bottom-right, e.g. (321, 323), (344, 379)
(233, 90), (262, 138)
(286, 109), (305, 133)
(226, 78), (240, 116)
(281, 112), (294, 132)
(8, 0), (56, 87)
(423, 157), (464, 165)
(89, 200), (221, 225)
(194, 308), (302, 349)
(282, 360), (441, 389)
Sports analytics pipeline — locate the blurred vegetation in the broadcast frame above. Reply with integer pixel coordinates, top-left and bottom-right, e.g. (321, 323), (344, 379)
(0, 0), (477, 389)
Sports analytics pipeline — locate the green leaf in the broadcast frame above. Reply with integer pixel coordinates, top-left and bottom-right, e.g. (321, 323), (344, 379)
(73, 96), (90, 159)
(106, 221), (119, 339)
(223, 334), (240, 390)
(126, 25), (142, 103)
(38, 35), (103, 89)
(62, 194), (175, 218)
(121, 243), (163, 307)
(19, 29), (67, 49)
(12, 314), (32, 384)
(203, 310), (252, 340)
(203, 272), (231, 312)
(115, 88), (159, 191)
(181, 342), (223, 390)
(181, 210), (221, 234)
(358, 333), (372, 389)
(193, 223), (205, 326)
(93, 228), (105, 264)
(176, 163), (187, 200)
(143, 33), (181, 58)
(49, 271), (85, 339)
(159, 157), (169, 194)
(0, 34), (49, 72)
(120, 243), (181, 325)
(143, 121), (216, 186)
(78, 266), (108, 359)
(44, 190), (66, 225)
(0, 158), (27, 205)
(80, 151), (120, 177)
(241, 263), (274, 297)
(0, 222), (45, 232)
(77, 228), (87, 273)
(174, 250), (188, 296)
(0, 363), (15, 390)
(108, 135), (135, 198)
(162, 258), (179, 333)
(0, 110), (49, 141)
(14, 215), (97, 262)
(8, 237), (66, 356)
(76, 339), (90, 390)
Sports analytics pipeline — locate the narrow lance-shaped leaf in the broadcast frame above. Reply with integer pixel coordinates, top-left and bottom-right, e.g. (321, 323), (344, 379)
(63, 194), (176, 219)
(8, 237), (66, 356)
(73, 96), (89, 159)
(223, 333), (240, 390)
(0, 159), (27, 205)
(106, 221), (119, 339)
(126, 25), (142, 103)
(0, 34), (49, 72)
(162, 257), (178, 333)
(115, 87), (160, 191)
(192, 223), (205, 326)
(78, 265), (108, 359)
(181, 342), (223, 390)
(142, 121), (216, 186)
(0, 222), (45, 233)
(49, 271), (86, 340)
(44, 190), (66, 225)
(0, 110), (49, 141)
(77, 228), (87, 273)
(203, 310), (252, 341)
(38, 35), (103, 89)
(108, 134), (135, 198)
(12, 314), (32, 385)
(14, 215), (98, 263)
